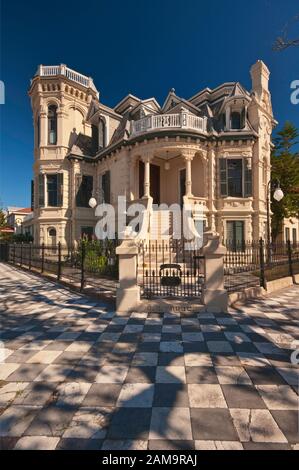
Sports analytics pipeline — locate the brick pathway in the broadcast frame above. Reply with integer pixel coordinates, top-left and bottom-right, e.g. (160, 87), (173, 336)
(0, 263), (298, 450)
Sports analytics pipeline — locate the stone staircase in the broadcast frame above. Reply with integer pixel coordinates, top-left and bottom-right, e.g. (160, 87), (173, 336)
(137, 209), (200, 278)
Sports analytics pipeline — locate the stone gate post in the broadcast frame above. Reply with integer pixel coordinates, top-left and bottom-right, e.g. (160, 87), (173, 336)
(201, 233), (228, 312)
(116, 237), (140, 314)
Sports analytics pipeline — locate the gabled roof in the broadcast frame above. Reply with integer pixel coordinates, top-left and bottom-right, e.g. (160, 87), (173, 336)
(229, 82), (248, 97)
(162, 89), (202, 115)
(130, 98), (161, 116)
(114, 94), (141, 114)
(162, 89), (181, 112)
(18, 208), (32, 214)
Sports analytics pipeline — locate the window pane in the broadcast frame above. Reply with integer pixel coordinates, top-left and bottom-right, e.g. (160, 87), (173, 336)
(47, 174), (58, 207)
(81, 226), (93, 240)
(48, 105), (57, 145)
(226, 220), (244, 251)
(227, 159), (242, 197)
(231, 112), (241, 129)
(292, 228), (297, 245)
(92, 124), (99, 153)
(76, 175), (93, 207)
(102, 171), (110, 203)
(38, 174), (44, 207)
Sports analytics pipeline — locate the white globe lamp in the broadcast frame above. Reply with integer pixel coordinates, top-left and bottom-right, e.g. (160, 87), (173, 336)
(273, 187), (284, 202)
(88, 197), (97, 208)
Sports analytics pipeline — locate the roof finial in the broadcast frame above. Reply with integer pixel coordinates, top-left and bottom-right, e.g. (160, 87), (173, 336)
(170, 88), (175, 93)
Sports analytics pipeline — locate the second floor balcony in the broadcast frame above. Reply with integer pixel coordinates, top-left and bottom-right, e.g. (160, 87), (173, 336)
(131, 111), (207, 137)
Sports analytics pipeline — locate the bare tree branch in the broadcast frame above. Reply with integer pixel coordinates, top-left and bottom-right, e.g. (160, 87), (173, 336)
(273, 14), (299, 51)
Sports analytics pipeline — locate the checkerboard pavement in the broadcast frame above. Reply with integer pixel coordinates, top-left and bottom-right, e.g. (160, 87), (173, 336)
(0, 263), (298, 450)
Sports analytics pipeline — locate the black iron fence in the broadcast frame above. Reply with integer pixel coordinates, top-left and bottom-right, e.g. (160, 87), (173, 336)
(224, 239), (299, 293)
(1, 240), (119, 291)
(138, 239), (204, 299)
(0, 238), (298, 299)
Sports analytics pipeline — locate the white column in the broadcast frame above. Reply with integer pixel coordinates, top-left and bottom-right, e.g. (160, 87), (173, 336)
(183, 153), (194, 197)
(142, 154), (151, 198)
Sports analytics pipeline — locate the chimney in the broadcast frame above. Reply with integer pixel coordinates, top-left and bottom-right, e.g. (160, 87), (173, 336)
(250, 60), (270, 98)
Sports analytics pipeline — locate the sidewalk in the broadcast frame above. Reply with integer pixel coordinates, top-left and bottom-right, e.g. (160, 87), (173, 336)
(0, 263), (298, 450)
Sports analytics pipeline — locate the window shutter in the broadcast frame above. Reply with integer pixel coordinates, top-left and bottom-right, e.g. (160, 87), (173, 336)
(219, 158), (228, 197)
(38, 174), (44, 207)
(244, 159), (252, 197)
(57, 173), (63, 206)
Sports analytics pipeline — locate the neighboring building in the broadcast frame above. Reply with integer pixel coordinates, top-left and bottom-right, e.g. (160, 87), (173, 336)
(22, 212), (34, 238)
(279, 217), (299, 244)
(6, 207), (33, 235)
(28, 61), (275, 246)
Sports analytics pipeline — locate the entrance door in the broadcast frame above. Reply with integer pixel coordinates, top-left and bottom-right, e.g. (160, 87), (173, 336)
(139, 161), (160, 204)
(179, 168), (186, 207)
(150, 164), (160, 205)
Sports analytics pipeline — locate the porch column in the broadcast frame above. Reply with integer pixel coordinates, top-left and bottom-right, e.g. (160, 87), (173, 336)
(141, 154), (152, 198)
(183, 152), (194, 197)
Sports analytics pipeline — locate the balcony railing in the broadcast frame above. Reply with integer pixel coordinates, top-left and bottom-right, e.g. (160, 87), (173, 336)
(35, 64), (98, 95)
(131, 112), (207, 136)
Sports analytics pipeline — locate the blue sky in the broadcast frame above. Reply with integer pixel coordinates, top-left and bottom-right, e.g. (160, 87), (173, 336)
(0, 0), (298, 208)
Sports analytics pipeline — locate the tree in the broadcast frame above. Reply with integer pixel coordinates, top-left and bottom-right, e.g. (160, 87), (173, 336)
(0, 208), (6, 229)
(273, 14), (299, 51)
(271, 122), (299, 239)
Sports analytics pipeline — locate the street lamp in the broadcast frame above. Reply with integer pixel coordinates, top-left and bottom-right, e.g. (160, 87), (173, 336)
(89, 188), (105, 209)
(266, 179), (284, 259)
(88, 197), (97, 209)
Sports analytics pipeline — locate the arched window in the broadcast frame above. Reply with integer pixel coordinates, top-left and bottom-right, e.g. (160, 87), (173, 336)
(48, 227), (57, 248)
(48, 105), (57, 144)
(231, 111), (241, 130)
(99, 118), (106, 149)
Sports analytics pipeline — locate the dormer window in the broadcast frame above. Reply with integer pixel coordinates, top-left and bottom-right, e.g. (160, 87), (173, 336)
(231, 111), (241, 130)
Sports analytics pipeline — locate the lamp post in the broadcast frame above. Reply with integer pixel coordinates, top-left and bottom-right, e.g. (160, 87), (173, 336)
(89, 188), (105, 209)
(266, 179), (284, 262)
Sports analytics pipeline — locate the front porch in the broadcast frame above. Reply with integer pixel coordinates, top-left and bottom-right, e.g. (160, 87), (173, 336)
(132, 147), (207, 206)
(128, 145), (210, 240)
